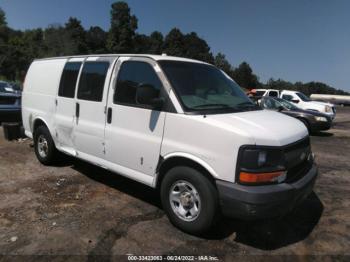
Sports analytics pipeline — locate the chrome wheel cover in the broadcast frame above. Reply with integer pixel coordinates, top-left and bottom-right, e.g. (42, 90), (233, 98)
(169, 180), (201, 222)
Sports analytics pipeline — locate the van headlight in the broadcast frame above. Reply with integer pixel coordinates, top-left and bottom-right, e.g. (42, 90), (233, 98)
(237, 147), (286, 185)
(315, 116), (327, 122)
(325, 105), (332, 112)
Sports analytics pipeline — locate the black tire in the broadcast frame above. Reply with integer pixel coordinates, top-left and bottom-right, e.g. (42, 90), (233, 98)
(160, 166), (219, 234)
(33, 125), (58, 165)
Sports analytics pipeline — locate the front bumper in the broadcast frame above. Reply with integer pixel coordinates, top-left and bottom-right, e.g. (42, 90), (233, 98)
(216, 164), (318, 220)
(324, 111), (335, 120)
(0, 108), (22, 122)
(309, 120), (332, 132)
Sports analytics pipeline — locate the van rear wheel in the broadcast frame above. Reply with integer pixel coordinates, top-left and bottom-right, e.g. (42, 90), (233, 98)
(160, 166), (219, 234)
(34, 126), (58, 165)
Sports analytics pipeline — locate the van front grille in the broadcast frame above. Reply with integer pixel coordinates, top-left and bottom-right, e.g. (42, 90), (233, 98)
(283, 137), (312, 183)
(286, 158), (312, 183)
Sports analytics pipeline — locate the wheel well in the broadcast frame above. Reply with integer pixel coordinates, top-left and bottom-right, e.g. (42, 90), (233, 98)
(156, 156), (216, 190)
(33, 119), (47, 134)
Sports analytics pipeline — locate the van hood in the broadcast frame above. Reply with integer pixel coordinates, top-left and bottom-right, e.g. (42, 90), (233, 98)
(207, 109), (308, 146)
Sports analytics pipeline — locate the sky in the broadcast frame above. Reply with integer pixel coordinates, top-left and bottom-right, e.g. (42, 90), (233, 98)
(0, 0), (349, 91)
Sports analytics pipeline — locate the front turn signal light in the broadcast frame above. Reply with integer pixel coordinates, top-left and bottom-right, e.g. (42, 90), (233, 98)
(239, 171), (286, 184)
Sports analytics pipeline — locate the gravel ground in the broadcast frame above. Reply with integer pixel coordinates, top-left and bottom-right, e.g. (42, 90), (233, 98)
(0, 107), (349, 261)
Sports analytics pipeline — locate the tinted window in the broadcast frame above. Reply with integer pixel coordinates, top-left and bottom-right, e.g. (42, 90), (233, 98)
(268, 91), (278, 97)
(262, 98), (279, 109)
(58, 62), (82, 98)
(282, 94), (293, 101)
(255, 91), (266, 96)
(114, 61), (162, 105)
(77, 62), (109, 102)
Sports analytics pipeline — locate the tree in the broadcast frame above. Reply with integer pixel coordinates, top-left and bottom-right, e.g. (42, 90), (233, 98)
(148, 31), (163, 54)
(0, 8), (8, 74)
(0, 3), (348, 95)
(107, 1), (138, 53)
(163, 28), (186, 57)
(43, 24), (69, 56)
(0, 8), (6, 26)
(214, 53), (233, 75)
(133, 34), (152, 54)
(232, 62), (259, 89)
(64, 17), (87, 55)
(183, 32), (214, 63)
(86, 26), (107, 53)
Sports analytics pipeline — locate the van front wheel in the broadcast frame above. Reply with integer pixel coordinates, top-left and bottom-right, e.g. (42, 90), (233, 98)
(160, 166), (219, 234)
(34, 126), (58, 165)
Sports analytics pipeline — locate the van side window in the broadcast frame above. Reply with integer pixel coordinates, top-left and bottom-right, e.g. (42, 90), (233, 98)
(77, 62), (110, 102)
(282, 94), (293, 101)
(58, 62), (82, 98)
(114, 61), (162, 106)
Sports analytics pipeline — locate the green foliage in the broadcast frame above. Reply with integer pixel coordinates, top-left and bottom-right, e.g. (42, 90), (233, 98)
(264, 78), (349, 96)
(0, 8), (6, 26)
(64, 17), (88, 55)
(183, 32), (214, 64)
(0, 2), (348, 95)
(163, 28), (214, 64)
(86, 26), (107, 54)
(232, 62), (260, 89)
(149, 31), (164, 54)
(107, 1), (138, 53)
(163, 28), (186, 57)
(214, 53), (233, 74)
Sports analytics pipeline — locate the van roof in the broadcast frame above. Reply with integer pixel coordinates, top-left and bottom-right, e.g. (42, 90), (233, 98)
(34, 54), (208, 64)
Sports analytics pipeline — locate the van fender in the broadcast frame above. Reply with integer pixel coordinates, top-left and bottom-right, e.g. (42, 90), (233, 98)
(31, 116), (56, 144)
(156, 152), (219, 184)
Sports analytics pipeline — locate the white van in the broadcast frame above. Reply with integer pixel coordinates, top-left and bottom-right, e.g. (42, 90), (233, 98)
(22, 55), (318, 233)
(280, 90), (336, 119)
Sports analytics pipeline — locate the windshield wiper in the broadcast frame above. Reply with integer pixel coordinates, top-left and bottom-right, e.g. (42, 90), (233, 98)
(193, 103), (233, 109)
(236, 101), (256, 107)
(234, 101), (260, 110)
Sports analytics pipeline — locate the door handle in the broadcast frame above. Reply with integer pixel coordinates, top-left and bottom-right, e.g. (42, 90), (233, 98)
(107, 107), (112, 124)
(76, 103), (80, 118)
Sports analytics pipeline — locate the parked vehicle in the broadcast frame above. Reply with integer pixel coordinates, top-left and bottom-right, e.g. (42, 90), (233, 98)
(22, 55), (318, 234)
(254, 88), (280, 97)
(248, 89), (336, 119)
(247, 89), (280, 105)
(260, 96), (332, 132)
(310, 94), (350, 106)
(0, 81), (22, 123)
(280, 90), (336, 119)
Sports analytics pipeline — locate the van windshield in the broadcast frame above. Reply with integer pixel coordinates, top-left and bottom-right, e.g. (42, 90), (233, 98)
(158, 60), (260, 114)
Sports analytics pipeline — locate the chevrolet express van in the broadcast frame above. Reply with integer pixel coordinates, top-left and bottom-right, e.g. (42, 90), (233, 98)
(22, 55), (318, 234)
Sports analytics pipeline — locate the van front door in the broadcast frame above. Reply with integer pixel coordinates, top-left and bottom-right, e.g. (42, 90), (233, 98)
(55, 58), (83, 154)
(104, 57), (167, 185)
(73, 57), (115, 160)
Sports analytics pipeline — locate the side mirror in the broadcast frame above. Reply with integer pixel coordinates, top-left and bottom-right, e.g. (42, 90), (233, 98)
(136, 84), (164, 110)
(291, 99), (299, 104)
(277, 106), (284, 112)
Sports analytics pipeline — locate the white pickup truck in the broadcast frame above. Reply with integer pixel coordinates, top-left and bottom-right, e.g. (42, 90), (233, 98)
(255, 89), (336, 119)
(280, 90), (336, 119)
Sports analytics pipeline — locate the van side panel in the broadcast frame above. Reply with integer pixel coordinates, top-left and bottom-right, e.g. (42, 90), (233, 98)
(22, 59), (67, 138)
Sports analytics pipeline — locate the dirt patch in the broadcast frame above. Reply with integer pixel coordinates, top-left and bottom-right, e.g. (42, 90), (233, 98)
(1, 108), (350, 260)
